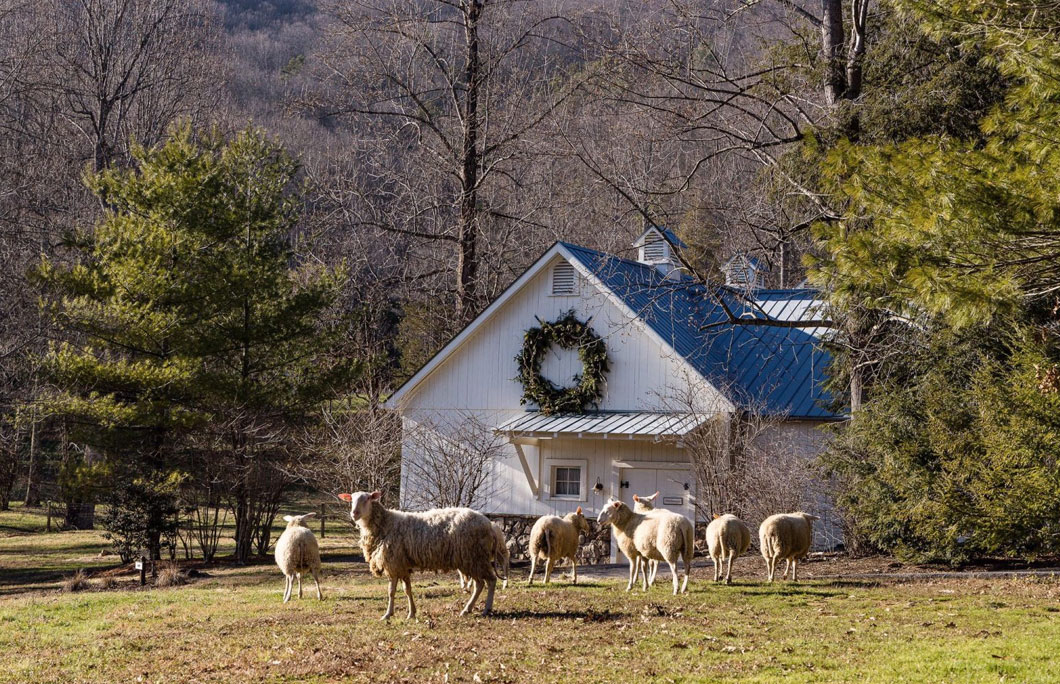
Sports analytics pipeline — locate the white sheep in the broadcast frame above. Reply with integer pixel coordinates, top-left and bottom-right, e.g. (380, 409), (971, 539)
(632, 492), (660, 586)
(339, 491), (497, 620)
(274, 513), (323, 603)
(598, 498), (693, 595)
(526, 507), (590, 585)
(758, 512), (819, 582)
(705, 514), (751, 584)
(459, 521), (510, 591)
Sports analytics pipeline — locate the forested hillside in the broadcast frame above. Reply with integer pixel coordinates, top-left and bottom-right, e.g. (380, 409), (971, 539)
(3, 0), (1059, 564)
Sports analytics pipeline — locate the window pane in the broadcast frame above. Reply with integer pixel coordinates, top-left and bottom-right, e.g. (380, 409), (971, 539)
(554, 467), (580, 496)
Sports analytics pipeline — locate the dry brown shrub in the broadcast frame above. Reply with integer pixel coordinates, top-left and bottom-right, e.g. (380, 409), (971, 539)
(155, 563), (187, 588)
(62, 569), (91, 593)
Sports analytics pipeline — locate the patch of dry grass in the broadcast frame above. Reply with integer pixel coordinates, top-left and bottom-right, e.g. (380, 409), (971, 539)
(155, 563), (187, 588)
(60, 568), (91, 593)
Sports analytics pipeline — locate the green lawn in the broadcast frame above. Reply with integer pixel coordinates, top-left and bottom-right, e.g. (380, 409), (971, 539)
(1, 506), (1058, 683)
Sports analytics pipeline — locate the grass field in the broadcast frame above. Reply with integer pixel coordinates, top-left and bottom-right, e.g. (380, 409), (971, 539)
(2, 505), (1060, 683)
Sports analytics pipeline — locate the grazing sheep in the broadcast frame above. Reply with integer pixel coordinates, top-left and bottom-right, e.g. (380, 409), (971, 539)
(274, 513), (323, 603)
(632, 492), (661, 586)
(598, 498), (694, 595)
(339, 491), (497, 620)
(705, 514), (751, 584)
(460, 522), (510, 591)
(759, 512), (819, 582)
(527, 507), (591, 585)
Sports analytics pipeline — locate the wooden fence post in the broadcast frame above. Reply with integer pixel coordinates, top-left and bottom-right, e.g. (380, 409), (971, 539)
(319, 502), (326, 539)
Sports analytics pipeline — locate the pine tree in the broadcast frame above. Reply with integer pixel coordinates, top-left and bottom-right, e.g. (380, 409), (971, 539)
(37, 126), (354, 560)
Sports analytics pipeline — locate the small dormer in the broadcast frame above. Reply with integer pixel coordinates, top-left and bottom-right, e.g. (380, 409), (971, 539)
(722, 253), (768, 289)
(633, 226), (686, 276)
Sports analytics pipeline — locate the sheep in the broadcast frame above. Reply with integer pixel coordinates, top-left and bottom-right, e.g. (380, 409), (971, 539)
(339, 491), (497, 620)
(632, 492), (661, 586)
(705, 514), (751, 584)
(274, 513), (323, 603)
(527, 507), (591, 585)
(459, 521), (510, 591)
(758, 512), (819, 582)
(598, 498), (693, 595)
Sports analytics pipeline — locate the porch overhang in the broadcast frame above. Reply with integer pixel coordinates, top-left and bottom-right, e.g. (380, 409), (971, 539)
(494, 411), (712, 441)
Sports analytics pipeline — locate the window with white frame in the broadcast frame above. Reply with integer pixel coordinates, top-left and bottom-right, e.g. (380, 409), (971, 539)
(554, 467), (580, 497)
(546, 458), (587, 501)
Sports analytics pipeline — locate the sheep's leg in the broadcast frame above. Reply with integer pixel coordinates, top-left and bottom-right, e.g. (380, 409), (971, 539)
(312, 568), (323, 600)
(282, 575), (292, 603)
(381, 577), (397, 620)
(461, 578), (484, 616)
(626, 557), (637, 591)
(666, 560), (680, 595)
(544, 557), (555, 585)
(570, 558), (578, 584)
(641, 559), (649, 592)
(297, 573), (303, 599)
(481, 576), (497, 616)
(766, 556), (775, 582)
(403, 577), (416, 620)
(792, 559), (798, 582)
(649, 560), (658, 586)
(725, 552), (734, 585)
(712, 554), (720, 582)
(681, 553), (690, 594)
(527, 556), (537, 586)
(782, 558), (791, 580)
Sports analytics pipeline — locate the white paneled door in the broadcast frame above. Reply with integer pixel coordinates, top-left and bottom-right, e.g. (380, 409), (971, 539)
(621, 467), (694, 518)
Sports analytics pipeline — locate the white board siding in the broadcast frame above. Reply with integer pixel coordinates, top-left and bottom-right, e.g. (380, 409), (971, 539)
(398, 411), (696, 518)
(394, 254), (728, 415)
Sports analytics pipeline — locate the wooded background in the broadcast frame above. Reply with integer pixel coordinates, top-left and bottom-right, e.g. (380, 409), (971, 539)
(2, 0), (1059, 565)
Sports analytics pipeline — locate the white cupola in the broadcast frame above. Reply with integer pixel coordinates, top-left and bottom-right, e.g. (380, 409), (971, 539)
(721, 253), (768, 290)
(633, 226), (685, 277)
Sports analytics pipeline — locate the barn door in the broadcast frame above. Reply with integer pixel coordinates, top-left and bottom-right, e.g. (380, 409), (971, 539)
(621, 468), (693, 517)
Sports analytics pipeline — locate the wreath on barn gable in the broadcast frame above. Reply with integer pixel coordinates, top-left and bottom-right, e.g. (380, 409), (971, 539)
(515, 310), (610, 415)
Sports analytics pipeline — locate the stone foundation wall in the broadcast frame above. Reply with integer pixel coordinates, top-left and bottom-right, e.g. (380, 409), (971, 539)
(488, 514), (611, 565)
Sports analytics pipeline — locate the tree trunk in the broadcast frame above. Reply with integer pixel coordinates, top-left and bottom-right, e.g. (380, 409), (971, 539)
(820, 0), (846, 105)
(455, 0), (483, 324)
(850, 368), (863, 413)
(23, 407), (40, 507)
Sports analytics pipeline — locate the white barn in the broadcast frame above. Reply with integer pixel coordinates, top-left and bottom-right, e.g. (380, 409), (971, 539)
(385, 228), (845, 558)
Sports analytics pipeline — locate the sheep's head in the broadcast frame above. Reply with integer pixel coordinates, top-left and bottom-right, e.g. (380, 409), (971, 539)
(632, 491), (658, 513)
(568, 506), (591, 535)
(597, 498), (628, 525)
(282, 513), (315, 529)
(338, 490), (382, 523)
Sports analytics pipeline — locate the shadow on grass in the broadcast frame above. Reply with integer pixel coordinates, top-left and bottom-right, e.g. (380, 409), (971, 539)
(0, 563), (125, 595)
(487, 608), (627, 621)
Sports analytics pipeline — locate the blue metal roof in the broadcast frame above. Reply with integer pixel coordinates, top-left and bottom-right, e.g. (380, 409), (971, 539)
(561, 242), (841, 420)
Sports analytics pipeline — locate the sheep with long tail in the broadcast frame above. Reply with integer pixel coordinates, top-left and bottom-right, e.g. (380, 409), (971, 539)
(338, 491), (498, 620)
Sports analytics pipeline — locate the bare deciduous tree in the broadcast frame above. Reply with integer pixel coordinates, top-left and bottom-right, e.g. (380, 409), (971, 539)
(401, 412), (506, 510)
(299, 403), (401, 499)
(663, 378), (818, 528)
(316, 0), (595, 325)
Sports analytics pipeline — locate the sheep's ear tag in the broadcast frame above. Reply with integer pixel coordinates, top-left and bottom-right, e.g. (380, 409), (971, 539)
(576, 506), (582, 515)
(337, 493), (352, 502)
(712, 514), (720, 520)
(633, 495), (640, 502)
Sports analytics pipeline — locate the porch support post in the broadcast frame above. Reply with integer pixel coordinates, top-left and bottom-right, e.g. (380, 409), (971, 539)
(513, 441), (539, 497)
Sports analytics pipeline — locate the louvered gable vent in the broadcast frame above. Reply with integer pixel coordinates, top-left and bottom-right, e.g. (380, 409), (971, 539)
(641, 235), (668, 263)
(551, 262), (577, 295)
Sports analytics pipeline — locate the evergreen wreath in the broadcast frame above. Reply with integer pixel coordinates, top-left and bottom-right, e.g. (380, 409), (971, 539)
(515, 310), (609, 415)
